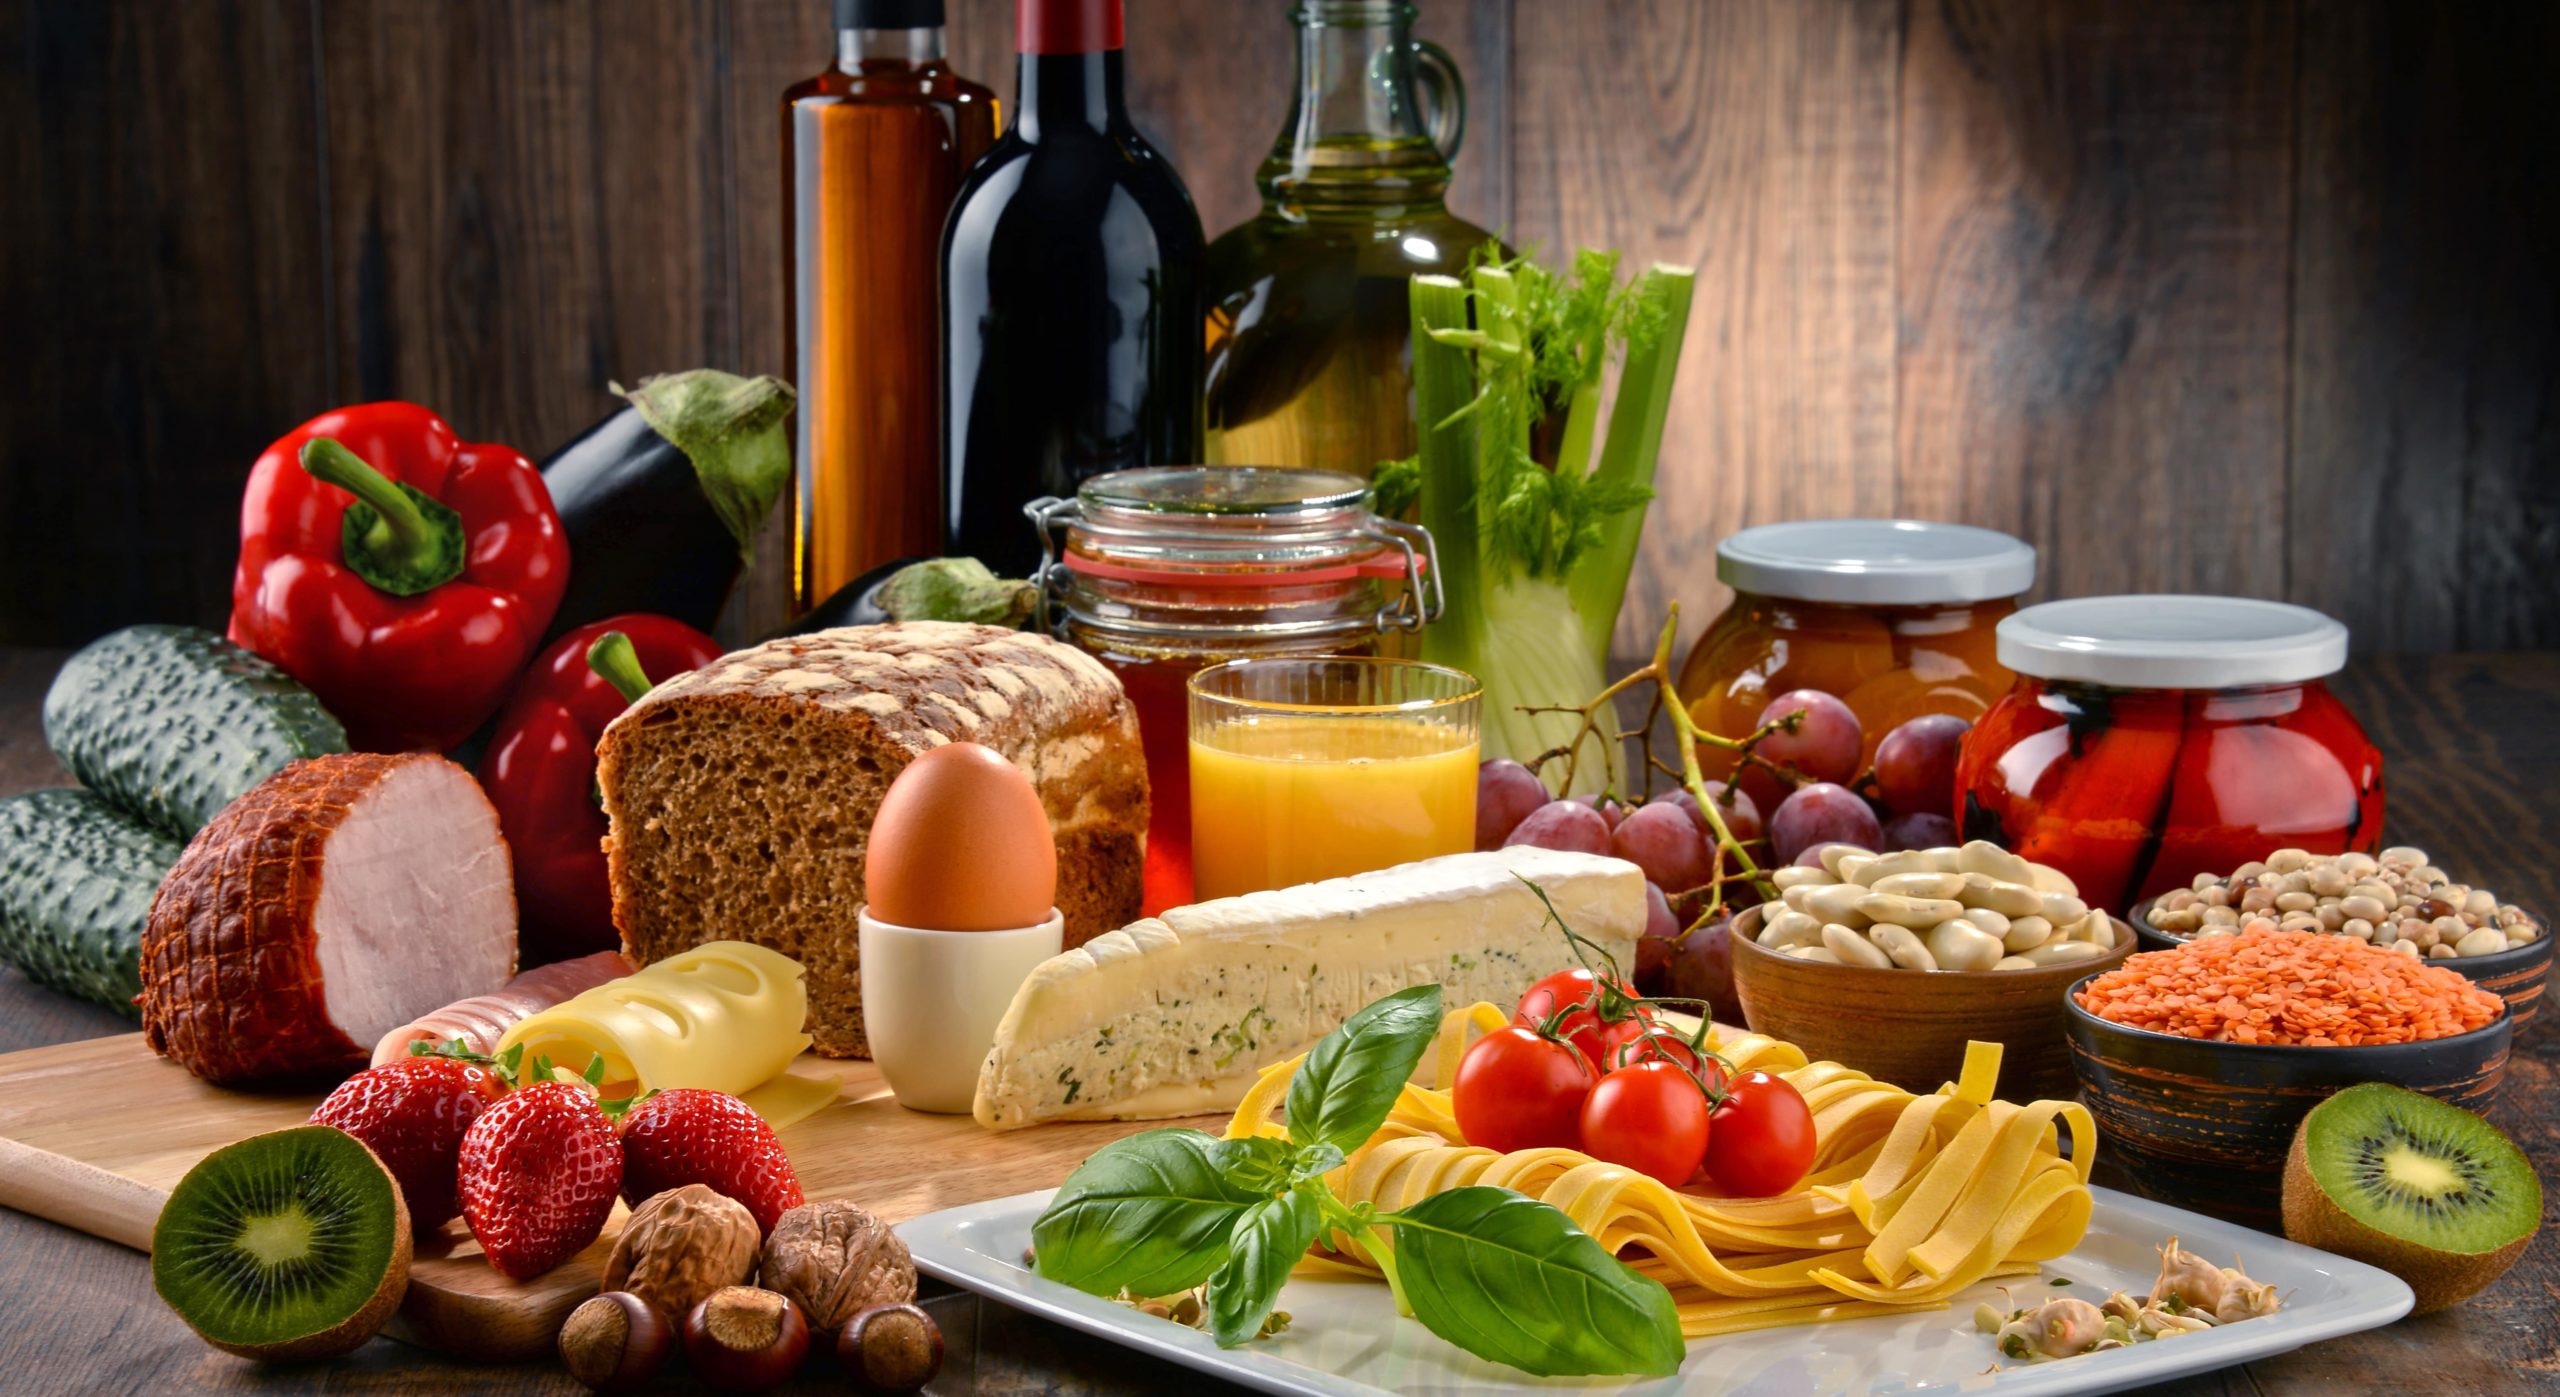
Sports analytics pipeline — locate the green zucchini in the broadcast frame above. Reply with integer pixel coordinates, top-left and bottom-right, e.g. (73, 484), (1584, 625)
(43, 624), (347, 836)
(0, 788), (182, 1016)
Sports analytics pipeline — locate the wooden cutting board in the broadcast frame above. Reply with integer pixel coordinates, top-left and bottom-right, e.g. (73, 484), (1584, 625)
(0, 1032), (1208, 1362)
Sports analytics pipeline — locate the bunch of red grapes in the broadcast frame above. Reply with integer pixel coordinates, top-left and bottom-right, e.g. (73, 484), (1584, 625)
(1475, 690), (1974, 1021)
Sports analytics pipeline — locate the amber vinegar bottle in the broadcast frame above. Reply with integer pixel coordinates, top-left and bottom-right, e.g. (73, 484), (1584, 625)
(784, 0), (998, 608)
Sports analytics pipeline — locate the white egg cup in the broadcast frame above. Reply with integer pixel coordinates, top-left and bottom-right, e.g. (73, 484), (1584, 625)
(856, 906), (1063, 1114)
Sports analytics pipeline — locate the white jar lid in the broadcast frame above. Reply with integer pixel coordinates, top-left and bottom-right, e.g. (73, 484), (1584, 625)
(1715, 519), (2037, 605)
(1997, 596), (2350, 689)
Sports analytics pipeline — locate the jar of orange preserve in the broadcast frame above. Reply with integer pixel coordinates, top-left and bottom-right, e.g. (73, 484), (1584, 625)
(1679, 519), (2036, 780)
(1028, 468), (1438, 916)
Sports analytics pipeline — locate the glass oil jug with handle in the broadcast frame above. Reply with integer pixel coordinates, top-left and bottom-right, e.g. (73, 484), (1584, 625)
(1203, 0), (1506, 478)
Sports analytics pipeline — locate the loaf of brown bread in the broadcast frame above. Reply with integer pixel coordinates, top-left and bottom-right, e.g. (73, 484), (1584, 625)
(595, 622), (1147, 1058)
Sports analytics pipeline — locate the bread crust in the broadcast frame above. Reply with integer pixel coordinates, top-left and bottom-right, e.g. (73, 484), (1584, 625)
(597, 622), (1147, 1057)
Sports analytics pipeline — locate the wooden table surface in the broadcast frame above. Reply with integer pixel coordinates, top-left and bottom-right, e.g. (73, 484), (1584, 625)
(1, 646), (2553, 1395)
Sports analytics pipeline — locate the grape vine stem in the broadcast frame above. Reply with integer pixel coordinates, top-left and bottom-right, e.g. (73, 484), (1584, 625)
(1515, 607), (1781, 926)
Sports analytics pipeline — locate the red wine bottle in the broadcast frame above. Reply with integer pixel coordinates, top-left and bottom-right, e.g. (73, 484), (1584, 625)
(941, 0), (1205, 575)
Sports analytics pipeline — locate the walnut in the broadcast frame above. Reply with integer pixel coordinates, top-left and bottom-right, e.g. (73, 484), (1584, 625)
(603, 1185), (760, 1319)
(758, 1200), (915, 1331)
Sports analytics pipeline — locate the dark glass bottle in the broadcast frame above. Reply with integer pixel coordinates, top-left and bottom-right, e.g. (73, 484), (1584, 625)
(784, 0), (997, 609)
(942, 0), (1205, 576)
(1204, 0), (1502, 477)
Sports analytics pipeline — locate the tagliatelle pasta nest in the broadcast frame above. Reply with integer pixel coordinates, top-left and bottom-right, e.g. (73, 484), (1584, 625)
(1225, 1003), (2099, 1339)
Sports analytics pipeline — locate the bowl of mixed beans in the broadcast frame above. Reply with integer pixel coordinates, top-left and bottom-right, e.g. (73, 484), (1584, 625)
(2132, 845), (2548, 1030)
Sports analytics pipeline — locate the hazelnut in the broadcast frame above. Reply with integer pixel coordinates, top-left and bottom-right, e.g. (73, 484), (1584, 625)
(604, 1184), (761, 1319)
(683, 1286), (810, 1392)
(839, 1303), (944, 1392)
(558, 1291), (673, 1393)
(758, 1199), (916, 1331)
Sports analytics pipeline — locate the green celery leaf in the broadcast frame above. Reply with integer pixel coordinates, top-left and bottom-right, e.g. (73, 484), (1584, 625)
(1369, 456), (1422, 519)
(1030, 1130), (1267, 1298)
(1381, 1186), (1685, 1377)
(1283, 984), (1445, 1154)
(1204, 1190), (1324, 1348)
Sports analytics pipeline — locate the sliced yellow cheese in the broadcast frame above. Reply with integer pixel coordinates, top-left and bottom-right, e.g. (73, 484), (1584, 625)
(496, 942), (837, 1125)
(739, 1073), (846, 1128)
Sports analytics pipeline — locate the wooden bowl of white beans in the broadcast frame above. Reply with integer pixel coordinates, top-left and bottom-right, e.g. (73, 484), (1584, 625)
(1728, 841), (2138, 1099)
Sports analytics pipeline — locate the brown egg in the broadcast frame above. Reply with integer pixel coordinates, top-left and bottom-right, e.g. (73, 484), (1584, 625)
(864, 742), (1057, 931)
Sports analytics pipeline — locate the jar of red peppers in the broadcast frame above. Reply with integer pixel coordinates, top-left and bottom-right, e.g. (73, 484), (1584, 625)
(1028, 468), (1438, 915)
(1679, 520), (2037, 778)
(1955, 595), (2384, 916)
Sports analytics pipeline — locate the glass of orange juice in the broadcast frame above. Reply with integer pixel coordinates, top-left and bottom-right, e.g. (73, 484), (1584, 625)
(1187, 658), (1481, 901)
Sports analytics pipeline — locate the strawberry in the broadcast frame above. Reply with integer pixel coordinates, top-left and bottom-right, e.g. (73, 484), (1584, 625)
(457, 1081), (624, 1279)
(618, 1089), (804, 1233)
(309, 1055), (507, 1232)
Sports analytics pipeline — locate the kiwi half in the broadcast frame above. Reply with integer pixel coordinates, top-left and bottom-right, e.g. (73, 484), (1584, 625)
(151, 1125), (413, 1361)
(2282, 1083), (2541, 1313)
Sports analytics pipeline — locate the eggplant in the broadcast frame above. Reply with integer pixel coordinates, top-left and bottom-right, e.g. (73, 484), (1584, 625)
(767, 556), (928, 639)
(539, 370), (794, 642)
(765, 556), (1037, 640)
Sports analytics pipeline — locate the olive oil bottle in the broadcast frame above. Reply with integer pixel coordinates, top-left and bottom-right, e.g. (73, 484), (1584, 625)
(1203, 1), (1504, 477)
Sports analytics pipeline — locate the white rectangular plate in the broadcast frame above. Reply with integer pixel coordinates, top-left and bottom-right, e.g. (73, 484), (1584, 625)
(900, 1184), (2412, 1397)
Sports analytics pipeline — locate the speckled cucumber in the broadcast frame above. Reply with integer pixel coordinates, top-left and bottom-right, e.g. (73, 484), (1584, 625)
(42, 624), (347, 836)
(0, 788), (182, 1014)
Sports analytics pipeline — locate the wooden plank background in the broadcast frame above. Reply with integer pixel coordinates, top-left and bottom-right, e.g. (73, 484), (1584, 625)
(2, 0), (2553, 659)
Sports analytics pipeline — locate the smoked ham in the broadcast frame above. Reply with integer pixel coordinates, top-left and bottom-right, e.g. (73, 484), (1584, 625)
(371, 950), (632, 1066)
(140, 753), (518, 1086)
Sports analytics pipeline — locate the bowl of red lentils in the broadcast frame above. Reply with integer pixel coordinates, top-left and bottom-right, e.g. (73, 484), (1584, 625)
(2131, 845), (2548, 1031)
(2062, 925), (2514, 1229)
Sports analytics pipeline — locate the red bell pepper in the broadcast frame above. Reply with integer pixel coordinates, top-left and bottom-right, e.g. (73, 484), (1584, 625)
(230, 403), (570, 752)
(480, 614), (721, 964)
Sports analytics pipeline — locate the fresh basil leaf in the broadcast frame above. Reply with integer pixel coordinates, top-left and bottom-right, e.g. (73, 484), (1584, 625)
(1209, 1135), (1296, 1194)
(1031, 1129), (1265, 1298)
(1289, 1141), (1346, 1183)
(1285, 983), (1444, 1154)
(1380, 1186), (1684, 1377)
(1204, 1189), (1323, 1347)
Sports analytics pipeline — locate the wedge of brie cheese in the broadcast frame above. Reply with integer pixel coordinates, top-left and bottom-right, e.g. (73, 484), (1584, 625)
(971, 847), (1645, 1129)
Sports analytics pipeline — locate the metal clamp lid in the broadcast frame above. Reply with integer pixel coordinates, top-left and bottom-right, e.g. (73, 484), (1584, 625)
(1024, 472), (1443, 643)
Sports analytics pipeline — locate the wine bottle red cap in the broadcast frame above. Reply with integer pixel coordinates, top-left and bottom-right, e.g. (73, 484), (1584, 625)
(1017, 0), (1123, 53)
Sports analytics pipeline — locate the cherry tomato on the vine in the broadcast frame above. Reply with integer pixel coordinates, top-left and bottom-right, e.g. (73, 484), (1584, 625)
(1452, 1024), (1598, 1154)
(1592, 1016), (1665, 1071)
(1579, 1060), (1712, 1186)
(1599, 1021), (1722, 1082)
(1517, 967), (1649, 1069)
(1701, 1070), (1817, 1196)
(1521, 967), (1607, 1023)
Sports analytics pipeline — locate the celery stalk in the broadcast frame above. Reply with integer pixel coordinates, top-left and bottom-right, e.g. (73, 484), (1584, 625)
(1477, 577), (1615, 791)
(1409, 276), (1484, 655)
(1569, 264), (1696, 661)
(1400, 252), (1693, 795)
